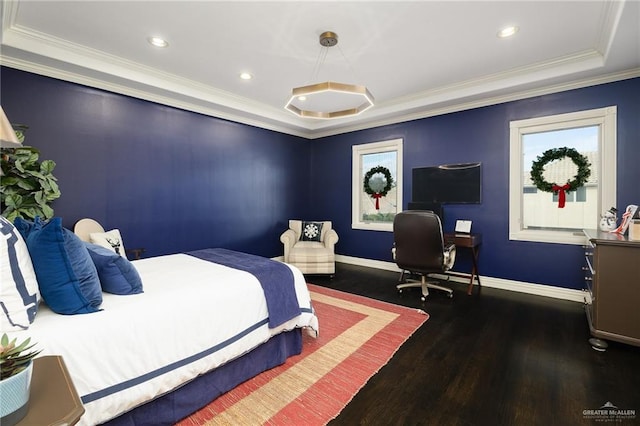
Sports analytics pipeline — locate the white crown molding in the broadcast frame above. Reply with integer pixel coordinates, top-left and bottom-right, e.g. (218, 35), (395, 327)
(0, 20), (312, 131)
(306, 67), (640, 139)
(281, 48), (609, 135)
(595, 0), (626, 62)
(0, 52), (313, 139)
(385, 50), (605, 109)
(335, 254), (586, 303)
(2, 49), (638, 141)
(1, 0), (636, 140)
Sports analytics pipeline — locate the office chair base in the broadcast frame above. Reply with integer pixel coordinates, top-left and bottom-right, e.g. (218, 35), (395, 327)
(397, 273), (453, 301)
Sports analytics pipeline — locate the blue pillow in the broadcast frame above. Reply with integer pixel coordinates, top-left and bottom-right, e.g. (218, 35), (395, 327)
(84, 242), (143, 295)
(14, 217), (102, 315)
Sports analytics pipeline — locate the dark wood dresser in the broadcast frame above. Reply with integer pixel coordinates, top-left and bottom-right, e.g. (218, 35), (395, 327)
(583, 229), (640, 351)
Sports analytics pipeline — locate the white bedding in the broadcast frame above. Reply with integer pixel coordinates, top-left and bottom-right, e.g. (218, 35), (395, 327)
(9, 253), (318, 426)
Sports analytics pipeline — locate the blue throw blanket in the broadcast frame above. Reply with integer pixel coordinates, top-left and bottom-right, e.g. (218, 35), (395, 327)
(186, 248), (301, 328)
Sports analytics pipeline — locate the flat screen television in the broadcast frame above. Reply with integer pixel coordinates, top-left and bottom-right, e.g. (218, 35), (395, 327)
(407, 201), (443, 220)
(412, 162), (481, 204)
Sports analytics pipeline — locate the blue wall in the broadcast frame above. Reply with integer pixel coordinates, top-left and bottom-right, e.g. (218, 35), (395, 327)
(2, 67), (639, 290)
(310, 78), (640, 290)
(1, 67), (311, 258)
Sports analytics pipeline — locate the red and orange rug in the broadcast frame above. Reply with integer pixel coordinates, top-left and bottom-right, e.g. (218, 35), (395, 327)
(179, 284), (428, 425)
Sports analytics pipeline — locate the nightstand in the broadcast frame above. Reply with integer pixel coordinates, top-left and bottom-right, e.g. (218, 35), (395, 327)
(17, 356), (84, 426)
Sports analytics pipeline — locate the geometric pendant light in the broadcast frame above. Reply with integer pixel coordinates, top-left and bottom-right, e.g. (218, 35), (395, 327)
(285, 31), (374, 119)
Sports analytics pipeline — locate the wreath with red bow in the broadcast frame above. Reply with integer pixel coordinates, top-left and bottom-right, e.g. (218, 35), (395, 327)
(363, 166), (393, 210)
(530, 147), (591, 208)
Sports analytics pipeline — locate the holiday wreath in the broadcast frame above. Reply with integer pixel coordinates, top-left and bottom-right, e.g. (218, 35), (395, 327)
(530, 147), (591, 208)
(363, 166), (393, 210)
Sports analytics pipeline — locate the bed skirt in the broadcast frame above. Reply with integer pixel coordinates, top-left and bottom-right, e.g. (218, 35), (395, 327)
(103, 328), (303, 425)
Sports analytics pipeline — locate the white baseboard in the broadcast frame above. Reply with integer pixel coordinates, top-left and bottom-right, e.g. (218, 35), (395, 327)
(335, 254), (585, 303)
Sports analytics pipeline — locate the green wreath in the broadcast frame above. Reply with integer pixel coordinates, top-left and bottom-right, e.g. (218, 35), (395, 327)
(530, 147), (591, 193)
(363, 166), (393, 196)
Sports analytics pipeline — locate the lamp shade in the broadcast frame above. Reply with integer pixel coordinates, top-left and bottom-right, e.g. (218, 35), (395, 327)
(0, 107), (22, 148)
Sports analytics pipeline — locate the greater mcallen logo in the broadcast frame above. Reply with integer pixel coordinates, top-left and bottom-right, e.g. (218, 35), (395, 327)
(583, 402), (636, 422)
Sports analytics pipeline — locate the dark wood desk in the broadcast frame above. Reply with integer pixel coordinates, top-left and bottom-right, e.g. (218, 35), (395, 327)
(17, 356), (84, 426)
(126, 247), (145, 260)
(444, 233), (482, 295)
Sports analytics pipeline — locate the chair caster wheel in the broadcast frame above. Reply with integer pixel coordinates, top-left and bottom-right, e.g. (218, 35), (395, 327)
(420, 296), (426, 302)
(447, 293), (454, 299)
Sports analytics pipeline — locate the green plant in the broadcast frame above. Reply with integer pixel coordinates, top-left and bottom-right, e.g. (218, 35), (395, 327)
(1, 125), (60, 221)
(0, 333), (41, 380)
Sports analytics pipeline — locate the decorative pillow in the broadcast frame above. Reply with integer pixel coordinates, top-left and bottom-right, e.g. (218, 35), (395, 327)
(300, 221), (324, 242)
(14, 217), (102, 315)
(85, 242), (143, 295)
(0, 216), (40, 330)
(89, 229), (128, 259)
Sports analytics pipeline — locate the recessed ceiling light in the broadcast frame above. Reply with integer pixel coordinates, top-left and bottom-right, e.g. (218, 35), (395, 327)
(148, 36), (169, 48)
(297, 96), (307, 101)
(497, 26), (519, 38)
(239, 72), (253, 80)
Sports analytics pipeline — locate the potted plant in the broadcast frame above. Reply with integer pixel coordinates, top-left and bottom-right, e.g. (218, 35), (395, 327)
(0, 333), (41, 425)
(1, 124), (61, 222)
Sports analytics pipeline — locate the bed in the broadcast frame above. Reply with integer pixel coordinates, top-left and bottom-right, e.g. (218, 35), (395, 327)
(1, 217), (319, 425)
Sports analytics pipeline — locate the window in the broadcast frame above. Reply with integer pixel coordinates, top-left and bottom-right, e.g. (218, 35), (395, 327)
(352, 138), (403, 231)
(509, 107), (616, 244)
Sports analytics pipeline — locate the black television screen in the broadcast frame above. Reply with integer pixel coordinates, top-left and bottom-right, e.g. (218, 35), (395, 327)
(412, 162), (481, 204)
(407, 201), (443, 219)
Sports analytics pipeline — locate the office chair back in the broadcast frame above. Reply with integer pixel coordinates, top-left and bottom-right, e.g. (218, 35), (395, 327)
(393, 210), (446, 274)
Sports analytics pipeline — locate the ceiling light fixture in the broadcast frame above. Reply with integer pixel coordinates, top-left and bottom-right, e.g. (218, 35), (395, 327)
(148, 36), (169, 48)
(497, 26), (519, 38)
(239, 72), (253, 80)
(285, 31), (374, 119)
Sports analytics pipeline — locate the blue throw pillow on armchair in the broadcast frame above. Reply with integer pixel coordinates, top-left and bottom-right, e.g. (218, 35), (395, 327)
(14, 217), (102, 314)
(84, 242), (143, 295)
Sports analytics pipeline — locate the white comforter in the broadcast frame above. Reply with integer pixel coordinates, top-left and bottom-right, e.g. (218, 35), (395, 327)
(11, 254), (318, 426)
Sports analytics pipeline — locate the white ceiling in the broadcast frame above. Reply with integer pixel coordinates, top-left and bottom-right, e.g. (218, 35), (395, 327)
(1, 1), (639, 139)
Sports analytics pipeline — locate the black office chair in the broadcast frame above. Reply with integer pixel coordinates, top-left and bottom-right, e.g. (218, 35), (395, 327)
(392, 210), (456, 301)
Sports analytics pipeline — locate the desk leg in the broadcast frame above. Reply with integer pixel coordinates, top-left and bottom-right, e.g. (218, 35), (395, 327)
(467, 246), (481, 295)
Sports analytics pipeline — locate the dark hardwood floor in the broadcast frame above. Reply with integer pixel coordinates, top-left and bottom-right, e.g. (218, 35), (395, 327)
(308, 263), (640, 426)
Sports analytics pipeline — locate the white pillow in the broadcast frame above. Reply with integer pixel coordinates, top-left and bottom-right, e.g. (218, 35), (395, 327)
(0, 216), (40, 331)
(89, 229), (128, 260)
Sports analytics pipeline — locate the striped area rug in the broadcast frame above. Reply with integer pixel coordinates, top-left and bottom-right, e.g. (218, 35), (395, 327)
(178, 284), (428, 425)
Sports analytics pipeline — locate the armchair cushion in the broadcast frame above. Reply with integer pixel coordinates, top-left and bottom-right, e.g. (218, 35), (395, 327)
(288, 241), (334, 264)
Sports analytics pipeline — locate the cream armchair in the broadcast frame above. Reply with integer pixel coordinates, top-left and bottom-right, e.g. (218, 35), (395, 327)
(280, 220), (339, 275)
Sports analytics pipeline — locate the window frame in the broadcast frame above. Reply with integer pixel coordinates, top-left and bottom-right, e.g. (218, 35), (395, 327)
(352, 138), (403, 232)
(509, 106), (617, 245)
